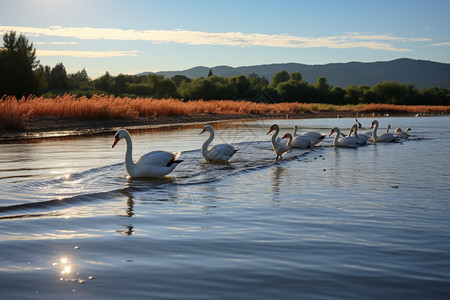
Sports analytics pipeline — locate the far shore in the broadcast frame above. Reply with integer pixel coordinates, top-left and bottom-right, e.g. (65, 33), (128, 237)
(0, 111), (438, 142)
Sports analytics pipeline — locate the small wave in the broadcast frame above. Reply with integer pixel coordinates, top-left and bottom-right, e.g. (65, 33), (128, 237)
(0, 140), (318, 217)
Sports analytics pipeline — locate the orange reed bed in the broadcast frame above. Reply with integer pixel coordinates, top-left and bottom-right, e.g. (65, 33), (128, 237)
(1, 94), (449, 130)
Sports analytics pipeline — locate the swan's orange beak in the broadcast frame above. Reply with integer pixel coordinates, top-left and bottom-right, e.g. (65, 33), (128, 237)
(281, 134), (287, 139)
(267, 128), (274, 134)
(329, 130), (334, 136)
(112, 137), (120, 148)
(199, 129), (205, 135)
(370, 123), (374, 129)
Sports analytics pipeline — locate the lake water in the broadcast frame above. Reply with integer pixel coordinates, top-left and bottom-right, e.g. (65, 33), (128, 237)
(1, 116), (449, 299)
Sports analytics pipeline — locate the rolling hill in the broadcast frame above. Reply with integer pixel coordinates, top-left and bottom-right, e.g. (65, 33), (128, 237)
(138, 58), (450, 89)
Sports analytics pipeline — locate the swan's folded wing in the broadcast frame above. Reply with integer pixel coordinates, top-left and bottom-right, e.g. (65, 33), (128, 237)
(291, 135), (312, 148)
(206, 144), (238, 161)
(210, 144), (237, 155)
(137, 150), (179, 166)
(275, 142), (291, 154)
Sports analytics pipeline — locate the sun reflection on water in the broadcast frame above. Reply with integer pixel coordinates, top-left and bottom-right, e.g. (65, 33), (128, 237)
(58, 257), (72, 276)
(54, 255), (94, 285)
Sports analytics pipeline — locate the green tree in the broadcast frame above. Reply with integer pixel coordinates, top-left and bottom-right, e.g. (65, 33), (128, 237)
(271, 70), (290, 88)
(277, 80), (316, 102)
(34, 65), (49, 95)
(127, 82), (153, 96)
(371, 81), (415, 105)
(344, 85), (363, 104)
(50, 63), (68, 90)
(171, 75), (191, 86)
(67, 68), (90, 90)
(179, 77), (219, 100)
(329, 86), (346, 104)
(421, 87), (449, 105)
(229, 75), (251, 99)
(0, 31), (40, 97)
(93, 71), (112, 92)
(247, 73), (268, 90)
(316, 76), (330, 102)
(154, 78), (177, 98)
(289, 72), (302, 82)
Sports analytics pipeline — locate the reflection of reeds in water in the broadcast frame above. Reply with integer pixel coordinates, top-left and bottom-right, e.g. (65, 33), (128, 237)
(1, 94), (449, 130)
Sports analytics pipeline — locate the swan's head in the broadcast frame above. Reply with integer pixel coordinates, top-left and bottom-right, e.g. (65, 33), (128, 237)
(394, 128), (402, 134)
(281, 133), (292, 139)
(370, 120), (379, 129)
(329, 127), (339, 136)
(112, 129), (130, 148)
(405, 128), (412, 133)
(267, 124), (279, 134)
(386, 124), (391, 130)
(199, 125), (214, 135)
(355, 118), (362, 128)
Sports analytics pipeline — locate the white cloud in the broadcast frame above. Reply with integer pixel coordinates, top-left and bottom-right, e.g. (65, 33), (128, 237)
(34, 41), (78, 45)
(346, 32), (431, 42)
(0, 25), (429, 52)
(429, 42), (450, 46)
(51, 41), (79, 45)
(36, 49), (142, 58)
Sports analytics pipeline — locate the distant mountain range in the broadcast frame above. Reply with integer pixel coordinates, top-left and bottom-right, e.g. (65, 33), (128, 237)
(138, 58), (450, 89)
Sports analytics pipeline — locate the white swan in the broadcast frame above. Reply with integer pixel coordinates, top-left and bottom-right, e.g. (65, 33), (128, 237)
(369, 120), (395, 143)
(199, 125), (238, 162)
(394, 127), (411, 139)
(293, 126), (325, 145)
(268, 124), (291, 161)
(349, 124), (370, 145)
(386, 124), (391, 133)
(329, 127), (358, 148)
(341, 119), (362, 137)
(112, 129), (182, 178)
(282, 133), (313, 149)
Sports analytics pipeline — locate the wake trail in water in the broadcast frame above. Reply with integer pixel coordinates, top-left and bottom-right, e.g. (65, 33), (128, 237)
(0, 140), (319, 217)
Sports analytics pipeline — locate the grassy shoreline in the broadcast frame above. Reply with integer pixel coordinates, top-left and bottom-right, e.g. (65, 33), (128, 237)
(1, 94), (448, 141)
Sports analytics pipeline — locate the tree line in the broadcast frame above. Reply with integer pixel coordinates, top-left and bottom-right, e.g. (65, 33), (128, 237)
(1, 31), (449, 106)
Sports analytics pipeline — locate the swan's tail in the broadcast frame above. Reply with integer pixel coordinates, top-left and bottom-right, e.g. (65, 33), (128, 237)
(312, 135), (326, 146)
(167, 159), (183, 167)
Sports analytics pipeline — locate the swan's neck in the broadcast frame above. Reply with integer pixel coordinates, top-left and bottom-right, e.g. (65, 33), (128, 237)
(333, 129), (340, 145)
(123, 135), (137, 176)
(202, 130), (214, 155)
(353, 126), (359, 139)
(372, 123), (378, 140)
(271, 127), (279, 147)
(293, 127), (298, 136)
(286, 134), (293, 147)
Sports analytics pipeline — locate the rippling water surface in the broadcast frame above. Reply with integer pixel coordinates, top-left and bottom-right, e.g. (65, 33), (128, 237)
(1, 116), (449, 299)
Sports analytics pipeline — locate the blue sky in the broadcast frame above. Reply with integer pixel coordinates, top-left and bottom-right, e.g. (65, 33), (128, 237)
(1, 0), (449, 78)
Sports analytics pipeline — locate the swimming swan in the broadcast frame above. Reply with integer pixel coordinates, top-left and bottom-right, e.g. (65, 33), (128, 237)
(112, 129), (183, 178)
(369, 120), (395, 143)
(329, 127), (358, 148)
(282, 133), (313, 149)
(199, 125), (238, 162)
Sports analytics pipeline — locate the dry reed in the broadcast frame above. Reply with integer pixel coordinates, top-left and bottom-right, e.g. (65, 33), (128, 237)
(1, 94), (449, 131)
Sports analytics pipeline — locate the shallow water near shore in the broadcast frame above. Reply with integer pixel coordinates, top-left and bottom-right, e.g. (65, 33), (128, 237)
(1, 116), (450, 299)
